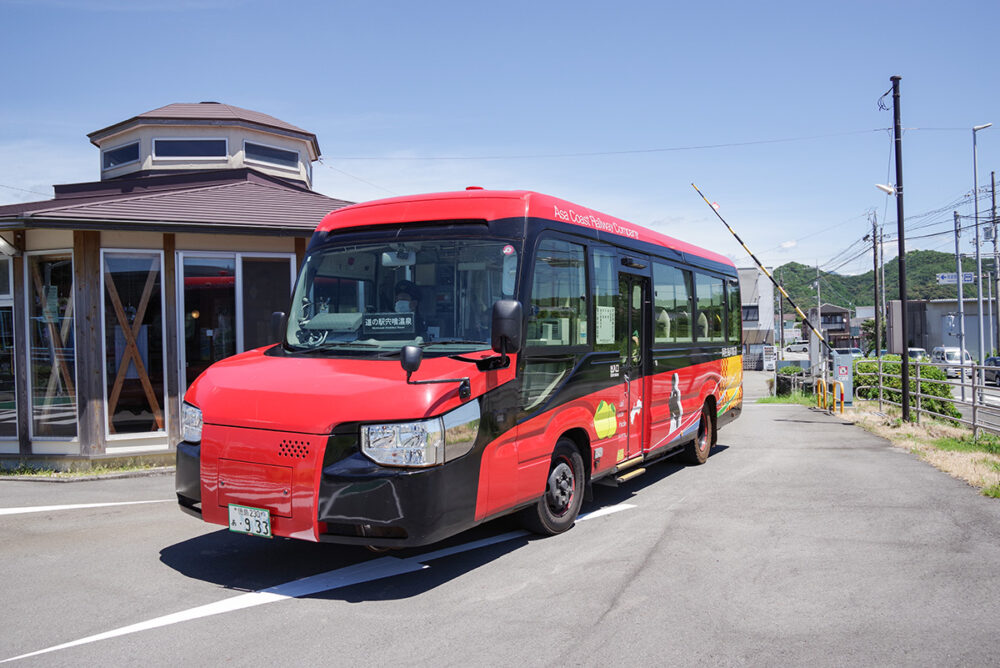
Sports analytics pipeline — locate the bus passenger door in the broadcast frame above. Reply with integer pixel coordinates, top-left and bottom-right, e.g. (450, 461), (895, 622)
(619, 273), (649, 460)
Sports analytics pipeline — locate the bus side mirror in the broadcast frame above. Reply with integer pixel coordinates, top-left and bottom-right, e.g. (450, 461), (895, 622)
(272, 311), (287, 342)
(491, 300), (523, 356)
(401, 345), (423, 375)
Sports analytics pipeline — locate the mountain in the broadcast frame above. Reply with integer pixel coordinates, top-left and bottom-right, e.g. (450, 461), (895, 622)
(772, 250), (999, 315)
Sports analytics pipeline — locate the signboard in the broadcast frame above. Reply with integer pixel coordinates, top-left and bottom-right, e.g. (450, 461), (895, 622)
(936, 272), (975, 285)
(362, 312), (414, 335)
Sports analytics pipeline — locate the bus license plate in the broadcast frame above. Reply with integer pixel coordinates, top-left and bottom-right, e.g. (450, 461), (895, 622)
(228, 504), (272, 538)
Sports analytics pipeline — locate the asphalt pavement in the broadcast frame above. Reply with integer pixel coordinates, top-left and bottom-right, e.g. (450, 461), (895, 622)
(1, 393), (999, 667)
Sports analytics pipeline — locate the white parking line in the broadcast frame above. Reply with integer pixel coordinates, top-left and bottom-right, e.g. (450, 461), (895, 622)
(0, 500), (172, 517)
(1, 501), (637, 663)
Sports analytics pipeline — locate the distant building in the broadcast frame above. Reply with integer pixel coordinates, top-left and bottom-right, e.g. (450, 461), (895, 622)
(805, 303), (853, 364)
(737, 267), (774, 369)
(888, 298), (997, 359)
(0, 102), (351, 466)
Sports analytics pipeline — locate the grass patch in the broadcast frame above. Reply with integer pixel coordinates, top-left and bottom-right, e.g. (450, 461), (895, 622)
(756, 391), (816, 407)
(0, 460), (166, 478)
(980, 458), (1000, 473)
(932, 433), (1000, 456)
(984, 484), (1000, 498)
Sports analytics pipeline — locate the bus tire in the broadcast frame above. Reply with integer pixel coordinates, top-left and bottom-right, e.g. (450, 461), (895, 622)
(520, 439), (585, 535)
(684, 403), (714, 466)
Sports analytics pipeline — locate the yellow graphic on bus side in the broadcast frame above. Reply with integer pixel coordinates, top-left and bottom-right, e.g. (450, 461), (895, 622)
(718, 355), (743, 415)
(594, 400), (617, 439)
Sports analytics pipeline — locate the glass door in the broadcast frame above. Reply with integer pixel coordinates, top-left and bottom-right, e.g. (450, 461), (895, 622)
(0, 256), (14, 439)
(618, 272), (650, 459)
(181, 255), (237, 389)
(179, 252), (295, 390)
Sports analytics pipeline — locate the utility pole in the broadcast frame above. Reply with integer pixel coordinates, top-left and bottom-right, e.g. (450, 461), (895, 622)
(871, 212), (881, 356)
(778, 268), (785, 354)
(992, 171), (998, 354)
(973, 122), (992, 398)
(890, 75), (910, 421)
(880, 226), (886, 346)
(990, 273), (994, 357)
(956, 211), (968, 402)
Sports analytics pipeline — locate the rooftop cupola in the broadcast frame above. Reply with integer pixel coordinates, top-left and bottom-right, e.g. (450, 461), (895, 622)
(87, 102), (320, 189)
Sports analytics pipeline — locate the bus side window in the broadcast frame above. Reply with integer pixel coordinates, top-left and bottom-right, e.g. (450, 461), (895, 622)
(727, 278), (742, 344)
(653, 263), (692, 344)
(695, 273), (725, 342)
(527, 239), (587, 347)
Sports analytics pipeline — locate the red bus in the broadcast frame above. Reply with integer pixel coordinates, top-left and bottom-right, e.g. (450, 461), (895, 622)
(176, 189), (743, 547)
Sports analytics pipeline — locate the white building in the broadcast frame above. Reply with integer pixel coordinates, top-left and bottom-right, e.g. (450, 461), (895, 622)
(737, 267), (775, 369)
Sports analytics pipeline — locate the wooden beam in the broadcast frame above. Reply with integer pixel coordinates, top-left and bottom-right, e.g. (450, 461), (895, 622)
(163, 234), (180, 449)
(295, 236), (307, 270)
(12, 232), (29, 454)
(73, 230), (105, 455)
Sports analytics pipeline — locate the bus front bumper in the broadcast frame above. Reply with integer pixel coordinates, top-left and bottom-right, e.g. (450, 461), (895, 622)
(174, 426), (482, 548)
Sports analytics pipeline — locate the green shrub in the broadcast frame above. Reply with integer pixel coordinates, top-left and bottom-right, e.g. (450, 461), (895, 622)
(854, 355), (962, 420)
(777, 365), (806, 376)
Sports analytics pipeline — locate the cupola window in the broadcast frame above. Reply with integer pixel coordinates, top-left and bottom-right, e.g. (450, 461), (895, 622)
(245, 141), (298, 169)
(153, 138), (227, 158)
(101, 141), (140, 170)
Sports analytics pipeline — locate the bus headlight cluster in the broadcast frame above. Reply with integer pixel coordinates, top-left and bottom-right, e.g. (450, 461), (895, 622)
(361, 401), (480, 468)
(181, 402), (203, 444)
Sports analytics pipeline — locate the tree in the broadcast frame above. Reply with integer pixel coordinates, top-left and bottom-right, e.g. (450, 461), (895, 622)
(860, 318), (886, 356)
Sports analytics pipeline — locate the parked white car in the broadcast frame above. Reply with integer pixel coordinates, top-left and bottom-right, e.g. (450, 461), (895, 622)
(785, 340), (808, 353)
(931, 346), (972, 378)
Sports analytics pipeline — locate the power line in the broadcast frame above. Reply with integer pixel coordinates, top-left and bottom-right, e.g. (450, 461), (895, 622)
(328, 129), (890, 161)
(314, 157), (398, 196)
(0, 183), (49, 197)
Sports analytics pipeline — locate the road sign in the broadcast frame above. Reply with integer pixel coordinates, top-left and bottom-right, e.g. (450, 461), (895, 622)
(936, 272), (975, 285)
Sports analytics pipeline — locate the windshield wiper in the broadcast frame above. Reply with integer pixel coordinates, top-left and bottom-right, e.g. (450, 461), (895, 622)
(422, 339), (488, 348)
(294, 341), (382, 354)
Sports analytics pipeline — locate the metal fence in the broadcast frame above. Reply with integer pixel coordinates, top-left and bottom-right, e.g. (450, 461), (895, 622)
(853, 359), (1000, 435)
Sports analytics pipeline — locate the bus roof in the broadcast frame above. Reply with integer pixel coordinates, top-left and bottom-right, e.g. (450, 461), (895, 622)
(315, 189), (735, 269)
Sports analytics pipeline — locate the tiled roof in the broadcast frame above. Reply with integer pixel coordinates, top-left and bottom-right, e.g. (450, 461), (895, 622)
(88, 102), (320, 154)
(0, 169), (351, 234)
(136, 102), (311, 135)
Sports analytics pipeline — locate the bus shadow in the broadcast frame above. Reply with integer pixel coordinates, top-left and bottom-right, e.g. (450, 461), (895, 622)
(159, 444), (730, 601)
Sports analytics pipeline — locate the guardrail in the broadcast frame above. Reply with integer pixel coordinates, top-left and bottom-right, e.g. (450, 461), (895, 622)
(854, 358), (1000, 436)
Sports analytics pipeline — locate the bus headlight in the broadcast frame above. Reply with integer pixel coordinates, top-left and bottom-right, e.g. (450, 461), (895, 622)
(361, 401), (480, 468)
(181, 403), (203, 444)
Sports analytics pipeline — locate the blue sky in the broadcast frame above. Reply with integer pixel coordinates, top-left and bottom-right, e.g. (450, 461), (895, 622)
(1, 0), (998, 276)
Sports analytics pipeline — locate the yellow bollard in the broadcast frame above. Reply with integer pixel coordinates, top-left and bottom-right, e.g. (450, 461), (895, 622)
(815, 379), (827, 410)
(832, 381), (845, 414)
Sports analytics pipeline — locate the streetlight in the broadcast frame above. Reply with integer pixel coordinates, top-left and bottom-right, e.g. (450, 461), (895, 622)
(974, 122), (992, 398)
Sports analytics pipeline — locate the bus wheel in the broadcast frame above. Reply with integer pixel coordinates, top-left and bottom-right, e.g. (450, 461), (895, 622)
(684, 403), (714, 466)
(521, 439), (585, 535)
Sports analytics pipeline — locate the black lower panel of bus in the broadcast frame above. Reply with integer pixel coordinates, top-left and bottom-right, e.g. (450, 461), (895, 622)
(175, 441), (202, 517)
(317, 450), (483, 548)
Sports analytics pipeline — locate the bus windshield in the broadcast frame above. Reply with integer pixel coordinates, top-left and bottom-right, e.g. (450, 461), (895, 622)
(286, 237), (519, 354)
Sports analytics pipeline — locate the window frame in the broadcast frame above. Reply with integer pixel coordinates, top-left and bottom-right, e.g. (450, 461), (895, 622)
(99, 249), (168, 442)
(152, 137), (229, 161)
(101, 140), (141, 171)
(693, 271), (727, 344)
(24, 249), (79, 442)
(524, 233), (591, 355)
(177, 251), (297, 393)
(244, 140), (300, 171)
(0, 256), (15, 442)
(651, 259), (695, 347)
